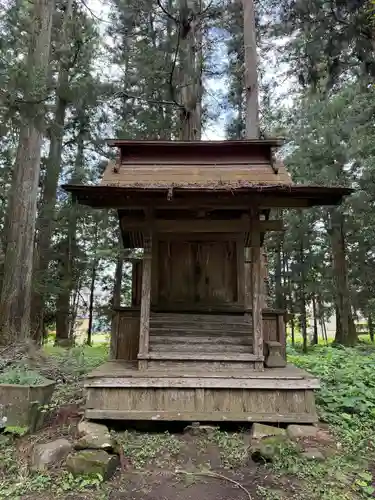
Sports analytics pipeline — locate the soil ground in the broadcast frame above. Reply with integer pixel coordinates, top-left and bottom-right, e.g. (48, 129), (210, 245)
(12, 414), (341, 500)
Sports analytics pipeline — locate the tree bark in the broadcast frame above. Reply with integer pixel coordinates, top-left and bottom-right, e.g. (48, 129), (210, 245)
(368, 313), (374, 342)
(330, 208), (357, 346)
(298, 214), (308, 352)
(55, 113), (87, 344)
(87, 218), (99, 346)
(178, 0), (203, 140)
(31, 0), (74, 343)
(243, 0), (259, 139)
(0, 0), (55, 345)
(312, 294), (318, 345)
(87, 261), (97, 346)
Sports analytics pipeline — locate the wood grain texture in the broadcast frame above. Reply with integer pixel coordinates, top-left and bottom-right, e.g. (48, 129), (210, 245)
(85, 409), (318, 423)
(120, 219), (284, 233)
(101, 162), (292, 188)
(138, 233), (152, 362)
(86, 361), (317, 379)
(251, 222), (264, 358)
(84, 380), (318, 423)
(85, 376), (319, 389)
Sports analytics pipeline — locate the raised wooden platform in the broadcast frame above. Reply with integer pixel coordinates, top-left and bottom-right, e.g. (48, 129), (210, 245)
(84, 362), (319, 423)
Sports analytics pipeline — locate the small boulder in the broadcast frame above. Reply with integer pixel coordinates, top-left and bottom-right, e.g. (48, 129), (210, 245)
(184, 422), (218, 437)
(301, 448), (325, 461)
(251, 423), (286, 440)
(287, 425), (319, 440)
(250, 435), (288, 463)
(66, 450), (119, 480)
(76, 421), (114, 451)
(77, 421), (109, 436)
(31, 438), (73, 471)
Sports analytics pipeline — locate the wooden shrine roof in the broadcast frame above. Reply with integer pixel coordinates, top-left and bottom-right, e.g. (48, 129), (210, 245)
(63, 183), (353, 209)
(101, 139), (293, 188)
(62, 139), (353, 209)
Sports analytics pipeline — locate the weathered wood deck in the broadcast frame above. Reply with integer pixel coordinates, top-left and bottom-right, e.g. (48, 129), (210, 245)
(84, 362), (319, 423)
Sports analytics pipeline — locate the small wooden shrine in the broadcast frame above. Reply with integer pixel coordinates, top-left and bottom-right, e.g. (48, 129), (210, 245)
(63, 139), (351, 423)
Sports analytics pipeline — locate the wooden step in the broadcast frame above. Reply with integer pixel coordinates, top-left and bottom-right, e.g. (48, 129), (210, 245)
(149, 327), (250, 337)
(150, 335), (253, 345)
(150, 322), (250, 331)
(151, 314), (249, 323)
(150, 344), (252, 353)
(138, 352), (262, 361)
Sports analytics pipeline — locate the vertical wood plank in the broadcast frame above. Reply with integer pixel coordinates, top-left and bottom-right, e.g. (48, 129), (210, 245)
(151, 235), (159, 306)
(110, 311), (119, 360)
(138, 231), (152, 368)
(251, 213), (264, 360)
(277, 313), (287, 359)
(236, 236), (245, 305)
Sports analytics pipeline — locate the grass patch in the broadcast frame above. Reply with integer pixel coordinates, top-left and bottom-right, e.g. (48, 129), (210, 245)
(115, 430), (182, 469)
(269, 344), (375, 499)
(0, 367), (49, 385)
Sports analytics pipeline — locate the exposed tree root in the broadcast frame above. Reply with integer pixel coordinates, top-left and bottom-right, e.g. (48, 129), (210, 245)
(175, 469), (252, 500)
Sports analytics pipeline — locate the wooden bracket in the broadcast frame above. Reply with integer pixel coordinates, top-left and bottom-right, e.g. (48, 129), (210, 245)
(270, 148), (279, 174)
(113, 148), (121, 173)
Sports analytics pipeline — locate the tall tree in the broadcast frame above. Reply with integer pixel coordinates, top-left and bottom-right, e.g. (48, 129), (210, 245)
(0, 0), (55, 344)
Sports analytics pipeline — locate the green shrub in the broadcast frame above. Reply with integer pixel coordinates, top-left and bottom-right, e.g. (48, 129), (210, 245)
(0, 367), (49, 385)
(289, 344), (375, 434)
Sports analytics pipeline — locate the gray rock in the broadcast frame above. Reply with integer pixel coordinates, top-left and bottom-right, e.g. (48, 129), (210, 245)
(76, 421), (114, 451)
(184, 422), (218, 436)
(66, 450), (119, 480)
(287, 425), (319, 440)
(251, 423), (286, 440)
(301, 447), (325, 461)
(31, 438), (73, 471)
(77, 421), (109, 436)
(250, 435), (288, 463)
(75, 433), (115, 451)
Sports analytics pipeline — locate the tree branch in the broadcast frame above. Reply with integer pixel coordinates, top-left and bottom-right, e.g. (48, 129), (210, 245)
(113, 90), (184, 108)
(156, 0), (179, 24)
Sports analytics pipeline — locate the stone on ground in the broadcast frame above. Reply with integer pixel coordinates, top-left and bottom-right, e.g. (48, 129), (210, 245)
(77, 421), (109, 436)
(287, 425), (319, 440)
(183, 422), (218, 436)
(66, 450), (119, 480)
(250, 435), (288, 463)
(31, 438), (73, 471)
(76, 421), (115, 451)
(251, 423), (286, 440)
(301, 447), (325, 461)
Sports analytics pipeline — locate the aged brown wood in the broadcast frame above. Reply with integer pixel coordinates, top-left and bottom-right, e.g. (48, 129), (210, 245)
(138, 352), (262, 361)
(120, 218), (284, 233)
(109, 312), (119, 360)
(251, 212), (264, 359)
(111, 309), (140, 360)
(85, 409), (318, 423)
(277, 312), (287, 358)
(138, 232), (152, 368)
(85, 377), (319, 389)
(61, 136), (352, 423)
(86, 361), (316, 379)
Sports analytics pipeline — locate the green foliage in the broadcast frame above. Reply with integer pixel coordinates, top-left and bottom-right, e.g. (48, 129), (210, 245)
(3, 426), (28, 437)
(209, 430), (248, 469)
(0, 367), (48, 385)
(46, 343), (108, 377)
(116, 430), (181, 469)
(289, 345), (375, 431)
